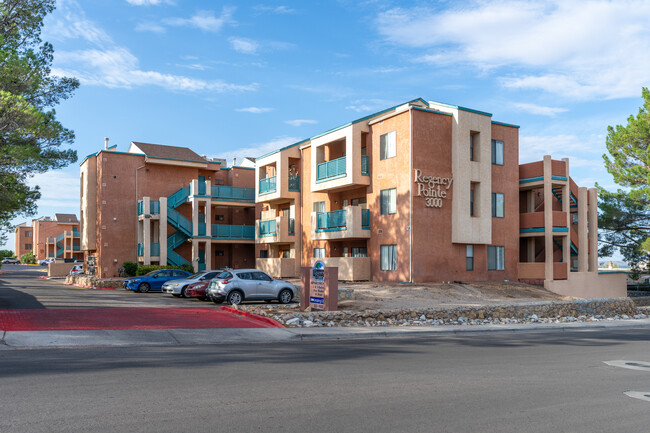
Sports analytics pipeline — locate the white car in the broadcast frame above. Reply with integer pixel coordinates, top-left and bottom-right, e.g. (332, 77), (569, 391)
(69, 264), (84, 275)
(38, 258), (54, 266)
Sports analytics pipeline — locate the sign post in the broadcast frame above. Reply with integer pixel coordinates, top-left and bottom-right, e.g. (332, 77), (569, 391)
(301, 260), (338, 311)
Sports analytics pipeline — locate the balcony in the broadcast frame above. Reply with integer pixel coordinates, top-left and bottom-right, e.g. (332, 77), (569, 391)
(211, 185), (255, 204)
(211, 224), (255, 241)
(288, 175), (300, 192)
(256, 258), (297, 278)
(259, 176), (277, 195)
(361, 155), (369, 176)
(520, 211), (568, 235)
(517, 262), (567, 280)
(312, 154), (370, 193)
(317, 156), (346, 182)
(138, 242), (161, 257)
(519, 159), (568, 186)
(311, 206), (371, 240)
(256, 216), (296, 244)
(310, 257), (370, 281)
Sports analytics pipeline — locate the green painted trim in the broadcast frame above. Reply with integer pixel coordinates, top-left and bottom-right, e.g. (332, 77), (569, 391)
(412, 106), (453, 116)
(315, 227), (347, 232)
(519, 176), (544, 183)
(258, 233), (276, 237)
(552, 175), (568, 181)
(256, 138), (311, 160)
(429, 100), (492, 117)
(491, 120), (520, 128)
(144, 155), (209, 164)
(553, 227), (569, 232)
(231, 166), (255, 170)
(520, 228), (544, 233)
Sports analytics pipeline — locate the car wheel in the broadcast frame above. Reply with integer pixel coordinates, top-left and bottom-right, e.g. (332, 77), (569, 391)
(278, 289), (293, 304)
(226, 290), (243, 305)
(138, 282), (150, 293)
(181, 287), (189, 298)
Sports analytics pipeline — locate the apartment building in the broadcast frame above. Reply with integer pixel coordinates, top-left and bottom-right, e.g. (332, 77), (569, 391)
(254, 98), (623, 296)
(80, 141), (255, 278)
(14, 214), (82, 261)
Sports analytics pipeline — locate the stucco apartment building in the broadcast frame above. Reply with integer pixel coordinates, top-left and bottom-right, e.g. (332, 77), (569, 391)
(254, 98), (622, 296)
(14, 214), (82, 261)
(80, 141), (255, 278)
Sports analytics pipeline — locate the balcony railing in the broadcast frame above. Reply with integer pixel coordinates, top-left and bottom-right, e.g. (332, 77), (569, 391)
(73, 245), (81, 251)
(361, 155), (369, 176)
(259, 176), (277, 195)
(137, 243), (144, 256)
(138, 200), (161, 215)
(212, 224), (255, 240)
(151, 242), (160, 256)
(316, 209), (347, 230)
(211, 185), (255, 203)
(317, 156), (346, 181)
(362, 209), (370, 229)
(198, 181), (206, 196)
(259, 219), (277, 237)
(288, 175), (300, 192)
(138, 200), (143, 215)
(198, 222), (206, 236)
(47, 237), (55, 243)
(56, 233), (64, 242)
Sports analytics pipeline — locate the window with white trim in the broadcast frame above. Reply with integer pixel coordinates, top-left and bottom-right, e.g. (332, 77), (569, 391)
(466, 245), (474, 271)
(380, 131), (396, 160)
(492, 193), (504, 218)
(491, 140), (504, 165)
(488, 246), (505, 270)
(380, 244), (397, 271)
(313, 247), (325, 258)
(380, 188), (397, 215)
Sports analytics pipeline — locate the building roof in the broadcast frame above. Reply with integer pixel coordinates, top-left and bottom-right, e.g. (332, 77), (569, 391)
(130, 142), (206, 162)
(54, 214), (79, 223)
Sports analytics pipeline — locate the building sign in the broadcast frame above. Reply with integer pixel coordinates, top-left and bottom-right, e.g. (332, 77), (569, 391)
(309, 260), (326, 310)
(413, 169), (453, 208)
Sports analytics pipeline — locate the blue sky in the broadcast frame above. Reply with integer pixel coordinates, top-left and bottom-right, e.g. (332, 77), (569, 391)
(4, 0), (650, 253)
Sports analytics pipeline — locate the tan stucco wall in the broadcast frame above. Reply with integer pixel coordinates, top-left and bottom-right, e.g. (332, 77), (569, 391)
(310, 257), (371, 281)
(545, 272), (627, 298)
(256, 258), (297, 278)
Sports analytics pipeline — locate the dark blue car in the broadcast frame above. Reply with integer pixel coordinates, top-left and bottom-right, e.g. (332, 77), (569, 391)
(123, 269), (192, 293)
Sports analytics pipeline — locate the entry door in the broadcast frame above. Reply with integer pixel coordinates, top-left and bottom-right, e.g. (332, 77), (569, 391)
(198, 175), (206, 195)
(198, 250), (205, 271)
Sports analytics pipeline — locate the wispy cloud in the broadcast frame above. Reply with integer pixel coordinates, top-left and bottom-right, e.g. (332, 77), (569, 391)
(126, 0), (173, 5)
(235, 107), (273, 113)
(253, 5), (296, 15)
(519, 134), (601, 164)
(513, 102), (568, 117)
(135, 22), (166, 33)
(28, 171), (80, 209)
(43, 0), (112, 46)
(285, 119), (317, 127)
(345, 98), (395, 113)
(229, 37), (259, 54)
(53, 48), (258, 92)
(214, 136), (302, 163)
(376, 1), (650, 99)
(163, 8), (235, 32)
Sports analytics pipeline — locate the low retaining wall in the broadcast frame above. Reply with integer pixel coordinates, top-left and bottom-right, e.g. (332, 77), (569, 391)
(631, 296), (650, 306)
(261, 298), (637, 327)
(65, 275), (125, 289)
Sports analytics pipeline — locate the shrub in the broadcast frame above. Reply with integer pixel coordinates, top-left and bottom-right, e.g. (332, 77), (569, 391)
(122, 261), (138, 277)
(20, 251), (36, 264)
(135, 264), (194, 276)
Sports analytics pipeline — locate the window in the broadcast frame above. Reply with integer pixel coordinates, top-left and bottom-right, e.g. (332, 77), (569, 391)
(25, 243), (32, 250)
(237, 272), (252, 280)
(281, 249), (290, 258)
(380, 131), (396, 160)
(25, 231), (32, 237)
(157, 270), (173, 277)
(380, 245), (397, 271)
(351, 197), (367, 207)
(466, 245), (474, 271)
(492, 193), (504, 218)
(470, 184), (476, 217)
(470, 132), (478, 161)
(491, 140), (504, 165)
(215, 215), (224, 221)
(252, 272), (272, 282)
(380, 188), (397, 215)
(213, 179), (224, 185)
(313, 247), (325, 258)
(313, 201), (325, 213)
(204, 272), (219, 279)
(488, 246), (505, 270)
(259, 249), (268, 258)
(172, 270), (188, 277)
(352, 247), (368, 257)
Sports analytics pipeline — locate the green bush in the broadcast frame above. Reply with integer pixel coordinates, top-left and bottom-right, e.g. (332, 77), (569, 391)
(122, 261), (138, 277)
(135, 264), (194, 276)
(0, 250), (14, 259)
(20, 251), (36, 264)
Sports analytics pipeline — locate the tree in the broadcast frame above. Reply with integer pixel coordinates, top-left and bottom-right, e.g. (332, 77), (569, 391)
(600, 87), (650, 269)
(0, 249), (13, 258)
(0, 0), (79, 242)
(20, 250), (34, 264)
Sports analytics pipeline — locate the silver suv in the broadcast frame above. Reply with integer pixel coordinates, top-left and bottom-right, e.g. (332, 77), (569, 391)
(207, 269), (296, 305)
(162, 270), (222, 297)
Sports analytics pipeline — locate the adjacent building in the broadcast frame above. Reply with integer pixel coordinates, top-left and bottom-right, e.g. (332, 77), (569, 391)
(80, 141), (255, 278)
(14, 214), (82, 261)
(254, 98), (623, 296)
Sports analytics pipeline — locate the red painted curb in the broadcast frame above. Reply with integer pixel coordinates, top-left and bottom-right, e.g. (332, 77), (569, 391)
(220, 306), (284, 328)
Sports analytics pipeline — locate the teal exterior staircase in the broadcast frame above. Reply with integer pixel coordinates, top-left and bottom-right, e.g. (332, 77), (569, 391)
(166, 186), (192, 266)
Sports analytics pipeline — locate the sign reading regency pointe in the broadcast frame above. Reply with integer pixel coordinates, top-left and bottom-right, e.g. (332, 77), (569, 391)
(413, 169), (453, 208)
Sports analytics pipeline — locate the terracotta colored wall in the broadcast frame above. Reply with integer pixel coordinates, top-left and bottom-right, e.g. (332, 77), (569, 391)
(14, 226), (32, 258)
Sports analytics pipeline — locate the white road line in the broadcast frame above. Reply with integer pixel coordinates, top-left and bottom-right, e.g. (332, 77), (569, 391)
(603, 360), (650, 372)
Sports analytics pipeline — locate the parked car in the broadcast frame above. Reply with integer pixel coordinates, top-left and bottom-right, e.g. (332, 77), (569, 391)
(38, 258), (54, 266)
(69, 264), (84, 275)
(184, 280), (211, 300)
(206, 269), (296, 305)
(2, 257), (20, 264)
(123, 269), (192, 293)
(161, 270), (222, 297)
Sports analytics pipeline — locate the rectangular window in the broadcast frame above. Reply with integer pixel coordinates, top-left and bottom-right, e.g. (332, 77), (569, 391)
(259, 250), (268, 258)
(488, 246), (505, 270)
(380, 188), (397, 215)
(215, 250), (225, 257)
(281, 249), (290, 258)
(470, 184), (475, 217)
(352, 247), (368, 257)
(313, 247), (325, 258)
(25, 243), (32, 250)
(491, 140), (504, 165)
(215, 215), (224, 221)
(492, 193), (504, 218)
(380, 244), (397, 271)
(380, 131), (396, 160)
(313, 201), (325, 213)
(466, 245), (474, 271)
(213, 179), (224, 185)
(25, 231), (32, 237)
(470, 132), (479, 161)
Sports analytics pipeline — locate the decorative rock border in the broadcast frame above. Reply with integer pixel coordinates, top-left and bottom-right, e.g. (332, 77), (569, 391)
(65, 275), (124, 289)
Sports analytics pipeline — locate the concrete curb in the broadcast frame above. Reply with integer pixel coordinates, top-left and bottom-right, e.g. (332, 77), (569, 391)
(1, 318), (649, 349)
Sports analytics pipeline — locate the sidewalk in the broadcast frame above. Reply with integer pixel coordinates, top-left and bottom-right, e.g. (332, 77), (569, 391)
(3, 317), (650, 350)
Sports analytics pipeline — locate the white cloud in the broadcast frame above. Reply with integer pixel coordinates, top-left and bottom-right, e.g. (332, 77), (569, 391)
(519, 134), (600, 164)
(135, 22), (166, 33)
(214, 136), (302, 165)
(285, 119), (317, 127)
(126, 0), (173, 5)
(43, 0), (112, 46)
(345, 98), (395, 113)
(28, 171), (80, 207)
(229, 37), (259, 54)
(236, 107), (273, 114)
(376, 1), (650, 99)
(253, 5), (296, 14)
(513, 102), (568, 117)
(163, 8), (235, 32)
(53, 48), (258, 92)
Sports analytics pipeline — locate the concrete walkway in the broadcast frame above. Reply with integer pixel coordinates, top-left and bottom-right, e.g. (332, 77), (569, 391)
(3, 317), (650, 349)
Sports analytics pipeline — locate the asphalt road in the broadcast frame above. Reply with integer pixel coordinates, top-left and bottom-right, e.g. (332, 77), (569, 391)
(1, 327), (650, 433)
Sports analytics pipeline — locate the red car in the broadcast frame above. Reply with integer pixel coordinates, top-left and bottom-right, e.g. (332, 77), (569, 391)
(185, 280), (210, 300)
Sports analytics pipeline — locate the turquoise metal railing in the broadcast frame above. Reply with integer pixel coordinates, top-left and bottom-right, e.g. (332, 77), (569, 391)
(137, 201), (144, 215)
(211, 185), (255, 202)
(317, 156), (346, 181)
(198, 222), (206, 236)
(73, 245), (80, 251)
(167, 230), (188, 251)
(167, 208), (192, 236)
(56, 233), (64, 242)
(259, 176), (277, 195)
(362, 209), (370, 229)
(150, 200), (160, 214)
(198, 181), (206, 196)
(258, 219), (277, 237)
(288, 175), (300, 192)
(168, 185), (190, 209)
(137, 243), (144, 256)
(167, 250), (191, 267)
(151, 243), (160, 256)
(72, 228), (80, 237)
(361, 155), (369, 176)
(212, 224), (255, 240)
(316, 209), (347, 230)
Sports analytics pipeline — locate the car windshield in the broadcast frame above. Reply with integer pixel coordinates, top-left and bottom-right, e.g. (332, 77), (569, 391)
(188, 272), (204, 279)
(144, 271), (158, 276)
(216, 271), (232, 279)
